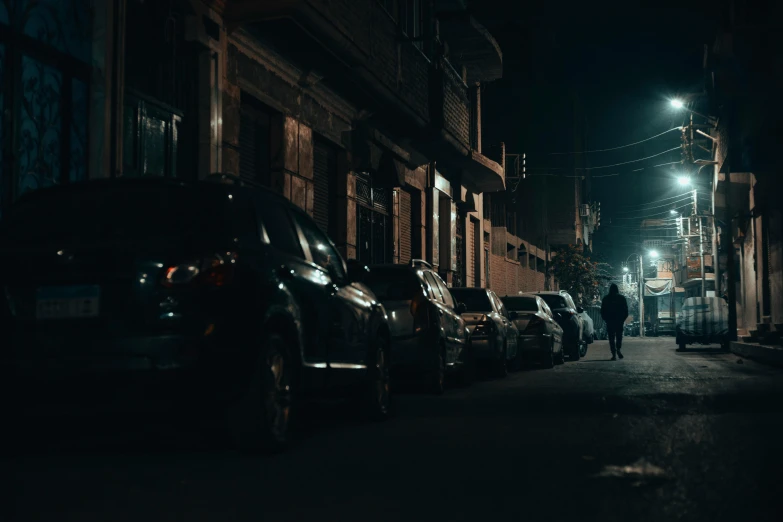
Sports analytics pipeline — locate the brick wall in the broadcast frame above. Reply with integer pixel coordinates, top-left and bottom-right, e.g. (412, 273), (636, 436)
(489, 253), (548, 296)
(442, 61), (470, 147)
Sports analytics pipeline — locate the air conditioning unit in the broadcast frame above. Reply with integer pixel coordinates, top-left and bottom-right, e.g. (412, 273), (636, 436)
(579, 204), (590, 217)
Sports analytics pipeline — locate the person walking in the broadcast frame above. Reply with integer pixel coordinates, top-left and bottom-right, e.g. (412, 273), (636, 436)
(601, 283), (629, 360)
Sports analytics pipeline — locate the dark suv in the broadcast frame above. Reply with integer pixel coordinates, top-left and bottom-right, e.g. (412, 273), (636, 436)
(0, 177), (391, 452)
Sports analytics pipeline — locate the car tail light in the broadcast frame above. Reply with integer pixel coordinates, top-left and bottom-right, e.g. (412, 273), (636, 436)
(472, 320), (495, 337)
(525, 315), (546, 333)
(161, 252), (237, 288)
(410, 292), (429, 333)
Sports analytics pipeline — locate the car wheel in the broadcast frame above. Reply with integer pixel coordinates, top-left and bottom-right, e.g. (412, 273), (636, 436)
(678, 343), (687, 352)
(542, 340), (555, 369)
(580, 340), (588, 357)
(570, 340), (581, 361)
(226, 332), (293, 453)
(427, 343), (446, 395)
(362, 332), (392, 420)
(555, 344), (566, 365)
(458, 341), (475, 387)
(492, 340), (508, 378)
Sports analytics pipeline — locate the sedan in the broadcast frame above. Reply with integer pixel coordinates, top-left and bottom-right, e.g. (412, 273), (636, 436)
(450, 288), (519, 377)
(501, 294), (564, 368)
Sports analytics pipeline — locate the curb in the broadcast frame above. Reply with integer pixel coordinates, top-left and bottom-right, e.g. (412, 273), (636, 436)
(731, 341), (783, 367)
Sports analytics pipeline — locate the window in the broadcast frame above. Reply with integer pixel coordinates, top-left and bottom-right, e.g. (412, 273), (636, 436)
(541, 301), (554, 318)
(255, 197), (303, 258)
(293, 212), (347, 283)
(362, 267), (423, 301)
(434, 275), (455, 308)
(500, 296), (538, 312)
(400, 0), (422, 50)
(490, 292), (508, 318)
(356, 173), (392, 265)
(538, 294), (568, 310)
(424, 272), (444, 303)
(449, 289), (492, 312)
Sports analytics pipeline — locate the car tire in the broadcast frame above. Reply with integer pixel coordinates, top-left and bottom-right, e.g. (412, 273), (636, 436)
(361, 331), (392, 420)
(555, 345), (565, 365)
(458, 342), (475, 387)
(579, 340), (588, 357)
(678, 342), (687, 352)
(427, 344), (446, 395)
(492, 340), (508, 378)
(542, 340), (555, 369)
(226, 332), (293, 454)
(570, 340), (581, 361)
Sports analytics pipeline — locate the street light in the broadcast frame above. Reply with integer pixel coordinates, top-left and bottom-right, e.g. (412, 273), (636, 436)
(670, 209), (678, 215)
(625, 253), (646, 338)
(649, 250), (660, 259)
(677, 176), (691, 186)
(623, 266), (629, 272)
(670, 99), (685, 109)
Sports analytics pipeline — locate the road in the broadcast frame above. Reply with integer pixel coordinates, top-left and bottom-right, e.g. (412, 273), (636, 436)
(7, 337), (783, 522)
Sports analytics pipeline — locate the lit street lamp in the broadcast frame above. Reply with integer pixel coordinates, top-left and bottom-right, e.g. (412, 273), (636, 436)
(622, 266), (629, 272)
(649, 250), (660, 259)
(670, 99), (685, 109)
(677, 176), (691, 186)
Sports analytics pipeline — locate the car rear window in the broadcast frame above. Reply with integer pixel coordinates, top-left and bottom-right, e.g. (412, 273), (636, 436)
(501, 296), (538, 312)
(537, 294), (568, 309)
(1, 184), (237, 245)
(450, 289), (493, 312)
(363, 268), (424, 300)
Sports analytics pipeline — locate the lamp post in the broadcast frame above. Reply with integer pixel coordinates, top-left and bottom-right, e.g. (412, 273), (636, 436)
(626, 253), (645, 337)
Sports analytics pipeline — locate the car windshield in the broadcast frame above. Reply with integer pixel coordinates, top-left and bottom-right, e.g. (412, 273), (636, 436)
(362, 268), (424, 301)
(501, 296), (539, 312)
(449, 289), (493, 312)
(0, 183), (234, 245)
(537, 294), (568, 309)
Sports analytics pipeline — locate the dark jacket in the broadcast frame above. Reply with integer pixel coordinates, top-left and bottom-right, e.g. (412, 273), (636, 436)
(601, 284), (629, 326)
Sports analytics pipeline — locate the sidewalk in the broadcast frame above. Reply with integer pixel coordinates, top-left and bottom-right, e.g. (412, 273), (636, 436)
(731, 341), (783, 367)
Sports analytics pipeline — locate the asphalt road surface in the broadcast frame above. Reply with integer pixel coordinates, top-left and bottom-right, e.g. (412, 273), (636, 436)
(7, 337), (783, 522)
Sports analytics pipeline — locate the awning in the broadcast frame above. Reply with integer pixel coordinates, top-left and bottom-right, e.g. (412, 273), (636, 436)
(644, 279), (673, 297)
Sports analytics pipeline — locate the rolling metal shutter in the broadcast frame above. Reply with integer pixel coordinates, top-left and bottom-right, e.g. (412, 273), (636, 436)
(399, 189), (412, 264)
(313, 140), (337, 235)
(467, 217), (476, 287)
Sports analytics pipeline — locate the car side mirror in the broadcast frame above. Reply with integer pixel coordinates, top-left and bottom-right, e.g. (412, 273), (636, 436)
(455, 302), (467, 315)
(509, 311), (519, 320)
(346, 259), (369, 282)
(577, 307), (584, 314)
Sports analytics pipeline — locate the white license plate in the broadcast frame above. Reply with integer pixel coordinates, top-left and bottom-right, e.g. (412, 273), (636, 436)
(36, 285), (101, 320)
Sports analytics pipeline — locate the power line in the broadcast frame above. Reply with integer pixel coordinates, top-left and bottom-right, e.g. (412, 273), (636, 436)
(580, 146), (682, 170)
(546, 127), (683, 155)
(613, 196), (695, 215)
(615, 191), (694, 210)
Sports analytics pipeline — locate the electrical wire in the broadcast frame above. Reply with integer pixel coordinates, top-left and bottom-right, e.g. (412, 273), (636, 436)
(613, 196), (695, 215)
(612, 203), (694, 220)
(615, 191), (695, 210)
(546, 127), (683, 155)
(580, 147), (682, 170)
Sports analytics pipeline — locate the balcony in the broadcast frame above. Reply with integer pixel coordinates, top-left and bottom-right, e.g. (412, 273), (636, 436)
(425, 58), (504, 192)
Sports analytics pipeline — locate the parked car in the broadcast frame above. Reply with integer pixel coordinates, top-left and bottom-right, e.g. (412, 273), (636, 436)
(644, 321), (656, 337)
(676, 297), (730, 351)
(355, 260), (471, 393)
(657, 317), (676, 336)
(500, 294), (564, 368)
(579, 310), (595, 344)
(625, 321), (640, 337)
(0, 177), (392, 452)
(528, 291), (585, 360)
(450, 288), (519, 377)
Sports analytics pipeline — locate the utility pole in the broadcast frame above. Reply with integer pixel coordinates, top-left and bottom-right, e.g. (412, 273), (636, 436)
(693, 188), (706, 297)
(639, 254), (645, 337)
(725, 108), (738, 341)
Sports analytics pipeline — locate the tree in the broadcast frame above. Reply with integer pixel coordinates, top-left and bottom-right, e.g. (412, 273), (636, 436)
(549, 245), (600, 306)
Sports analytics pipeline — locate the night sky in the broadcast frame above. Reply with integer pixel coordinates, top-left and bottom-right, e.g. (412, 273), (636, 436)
(475, 1), (720, 268)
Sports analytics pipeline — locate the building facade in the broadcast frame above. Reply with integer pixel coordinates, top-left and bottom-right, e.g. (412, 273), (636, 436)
(1, 0), (525, 291)
(704, 1), (783, 339)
